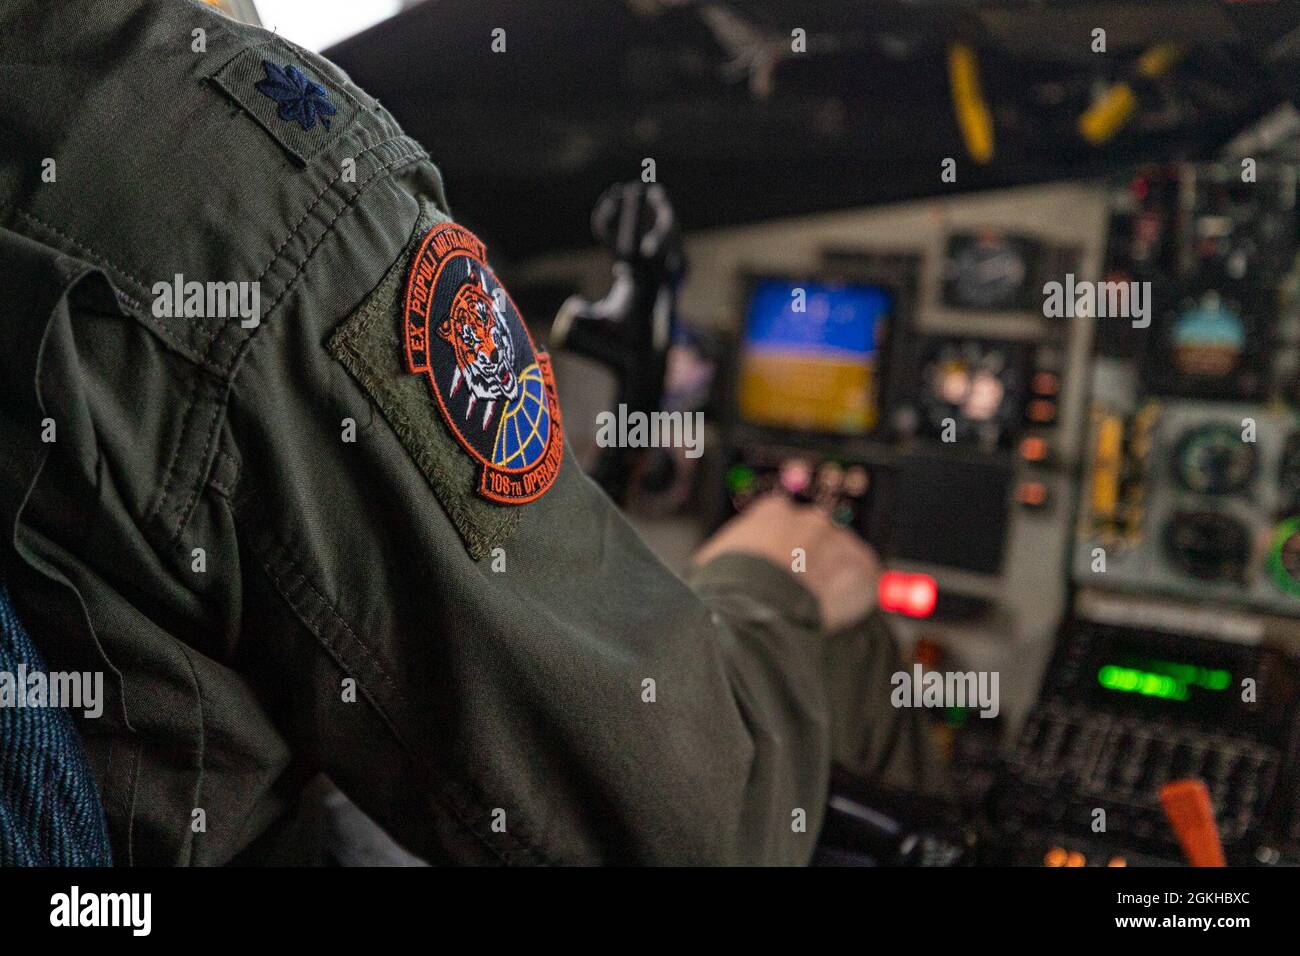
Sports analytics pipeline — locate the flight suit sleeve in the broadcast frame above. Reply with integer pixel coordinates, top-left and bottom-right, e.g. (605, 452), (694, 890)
(0, 0), (898, 866)
(1, 166), (873, 866)
(0, 230), (300, 866)
(219, 173), (853, 865)
(824, 614), (956, 799)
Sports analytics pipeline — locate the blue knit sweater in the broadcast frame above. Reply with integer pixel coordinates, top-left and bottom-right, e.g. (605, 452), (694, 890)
(0, 582), (112, 866)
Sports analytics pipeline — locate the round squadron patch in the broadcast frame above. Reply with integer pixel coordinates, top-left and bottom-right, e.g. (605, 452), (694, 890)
(403, 223), (563, 504)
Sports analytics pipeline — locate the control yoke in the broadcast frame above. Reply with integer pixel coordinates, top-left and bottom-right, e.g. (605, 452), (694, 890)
(550, 182), (685, 499)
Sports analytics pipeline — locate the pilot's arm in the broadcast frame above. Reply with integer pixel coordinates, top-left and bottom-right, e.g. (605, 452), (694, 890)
(0, 0), (892, 865)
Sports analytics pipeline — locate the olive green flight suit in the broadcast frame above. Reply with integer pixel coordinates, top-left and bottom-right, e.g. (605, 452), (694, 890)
(0, 0), (942, 865)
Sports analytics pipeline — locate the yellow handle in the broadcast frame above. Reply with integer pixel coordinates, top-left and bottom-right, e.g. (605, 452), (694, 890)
(948, 42), (994, 164)
(1079, 43), (1182, 145)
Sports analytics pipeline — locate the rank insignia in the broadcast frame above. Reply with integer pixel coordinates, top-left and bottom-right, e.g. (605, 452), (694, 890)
(403, 223), (563, 504)
(254, 60), (337, 131)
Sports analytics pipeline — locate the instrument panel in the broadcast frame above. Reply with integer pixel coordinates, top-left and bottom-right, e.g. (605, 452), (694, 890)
(531, 170), (1300, 864)
(715, 165), (1300, 864)
(993, 616), (1300, 866)
(1076, 402), (1300, 615)
(1076, 159), (1300, 620)
(706, 186), (1104, 734)
(1005, 159), (1300, 866)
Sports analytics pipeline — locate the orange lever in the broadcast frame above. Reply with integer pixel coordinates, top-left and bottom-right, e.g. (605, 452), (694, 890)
(1159, 779), (1226, 867)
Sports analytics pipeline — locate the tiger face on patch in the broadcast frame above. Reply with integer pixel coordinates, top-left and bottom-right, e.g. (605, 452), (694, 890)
(438, 263), (519, 427)
(403, 222), (564, 505)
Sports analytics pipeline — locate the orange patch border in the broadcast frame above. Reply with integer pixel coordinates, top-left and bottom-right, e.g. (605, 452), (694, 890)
(402, 223), (562, 504)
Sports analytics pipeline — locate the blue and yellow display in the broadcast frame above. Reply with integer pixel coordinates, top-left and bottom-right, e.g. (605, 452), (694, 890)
(738, 278), (890, 433)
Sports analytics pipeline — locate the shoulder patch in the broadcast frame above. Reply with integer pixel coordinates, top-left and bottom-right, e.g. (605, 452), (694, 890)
(328, 207), (563, 559)
(402, 223), (563, 504)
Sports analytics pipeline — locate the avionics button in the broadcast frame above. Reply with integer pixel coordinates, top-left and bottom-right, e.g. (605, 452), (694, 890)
(1031, 371), (1061, 396)
(878, 572), (938, 618)
(1027, 399), (1058, 424)
(1018, 480), (1050, 509)
(1019, 435), (1050, 463)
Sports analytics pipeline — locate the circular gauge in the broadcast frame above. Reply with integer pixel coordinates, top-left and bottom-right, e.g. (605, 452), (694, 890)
(943, 236), (1029, 310)
(920, 339), (1022, 443)
(1171, 424), (1257, 495)
(1162, 510), (1251, 583)
(1170, 293), (1245, 380)
(1268, 517), (1300, 597)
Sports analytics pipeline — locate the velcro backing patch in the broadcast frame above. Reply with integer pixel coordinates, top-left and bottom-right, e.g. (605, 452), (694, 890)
(328, 205), (522, 559)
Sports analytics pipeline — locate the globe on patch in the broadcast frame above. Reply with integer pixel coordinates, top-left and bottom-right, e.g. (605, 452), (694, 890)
(492, 363), (551, 468)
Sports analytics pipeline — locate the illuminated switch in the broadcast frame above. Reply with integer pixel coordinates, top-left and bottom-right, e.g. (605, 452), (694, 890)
(1031, 371), (1060, 396)
(1065, 851), (1086, 868)
(726, 464), (756, 494)
(1044, 847), (1067, 867)
(1018, 480), (1050, 509)
(779, 458), (812, 496)
(878, 571), (938, 618)
(1019, 435), (1050, 463)
(1027, 399), (1058, 424)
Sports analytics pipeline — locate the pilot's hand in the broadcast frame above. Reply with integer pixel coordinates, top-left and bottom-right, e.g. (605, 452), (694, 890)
(693, 493), (880, 630)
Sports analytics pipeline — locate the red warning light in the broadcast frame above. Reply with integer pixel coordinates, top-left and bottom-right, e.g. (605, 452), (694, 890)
(879, 571), (938, 618)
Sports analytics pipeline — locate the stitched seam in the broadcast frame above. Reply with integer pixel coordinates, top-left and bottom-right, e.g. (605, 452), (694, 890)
(149, 142), (422, 544)
(208, 449), (239, 497)
(164, 389), (226, 550)
(232, 146), (426, 371)
(147, 351), (219, 546)
(11, 208), (157, 294)
(156, 148), (423, 545)
(251, 535), (544, 865)
(168, 641), (209, 866)
(276, 546), (415, 714)
(3, 208), (196, 361)
(251, 139), (397, 287)
(124, 741), (141, 867)
(263, 538), (525, 859)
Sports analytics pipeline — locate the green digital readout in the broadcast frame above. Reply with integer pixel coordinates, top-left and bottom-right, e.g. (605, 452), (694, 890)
(1097, 660), (1232, 702)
